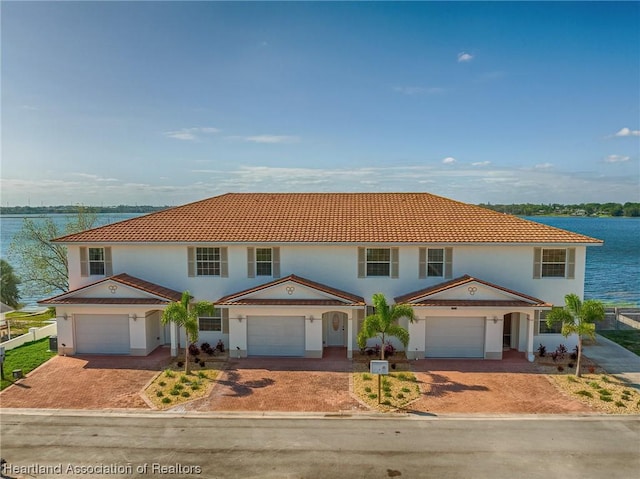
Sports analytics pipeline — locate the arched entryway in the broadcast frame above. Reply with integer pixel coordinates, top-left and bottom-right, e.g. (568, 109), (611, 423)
(323, 311), (347, 347)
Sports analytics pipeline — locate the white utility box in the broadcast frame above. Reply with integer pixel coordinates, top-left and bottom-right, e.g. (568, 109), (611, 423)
(369, 360), (389, 375)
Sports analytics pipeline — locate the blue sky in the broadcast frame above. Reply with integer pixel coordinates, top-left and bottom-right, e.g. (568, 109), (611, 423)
(2, 1), (639, 207)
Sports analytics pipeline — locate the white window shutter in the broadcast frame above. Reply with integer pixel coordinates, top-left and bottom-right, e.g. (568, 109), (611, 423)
(80, 247), (89, 277)
(247, 247), (255, 278)
(220, 247), (228, 278)
(221, 308), (229, 334)
(272, 247), (280, 278)
(104, 247), (113, 276)
(391, 247), (399, 278)
(187, 247), (195, 277)
(533, 248), (542, 279)
(357, 247), (366, 278)
(567, 248), (575, 279)
(418, 248), (427, 279)
(444, 247), (453, 279)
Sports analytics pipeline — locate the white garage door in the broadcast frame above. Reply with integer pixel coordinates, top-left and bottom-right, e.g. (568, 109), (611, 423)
(75, 314), (130, 354)
(425, 317), (485, 358)
(247, 316), (305, 357)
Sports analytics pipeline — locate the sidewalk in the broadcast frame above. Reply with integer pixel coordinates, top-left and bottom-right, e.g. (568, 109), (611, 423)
(583, 334), (640, 390)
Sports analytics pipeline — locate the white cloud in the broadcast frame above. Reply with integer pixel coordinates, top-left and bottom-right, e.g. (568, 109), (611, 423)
(614, 127), (640, 137)
(163, 127), (220, 141)
(442, 157), (457, 164)
(457, 52), (473, 62)
(244, 135), (300, 144)
(534, 163), (553, 169)
(472, 161), (491, 166)
(71, 173), (119, 182)
(605, 154), (630, 163)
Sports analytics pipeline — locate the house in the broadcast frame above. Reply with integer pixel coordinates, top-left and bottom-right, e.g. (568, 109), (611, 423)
(39, 192), (602, 361)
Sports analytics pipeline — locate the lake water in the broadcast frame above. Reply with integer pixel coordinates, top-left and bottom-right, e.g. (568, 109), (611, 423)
(1, 213), (638, 307)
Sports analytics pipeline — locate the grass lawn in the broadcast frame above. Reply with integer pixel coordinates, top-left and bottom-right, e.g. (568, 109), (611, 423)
(1, 337), (57, 390)
(4, 310), (56, 337)
(599, 330), (640, 356)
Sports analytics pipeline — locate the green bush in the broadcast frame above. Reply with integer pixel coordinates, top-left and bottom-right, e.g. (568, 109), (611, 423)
(180, 375), (189, 384)
(158, 381), (166, 387)
(397, 393), (405, 399)
(598, 389), (612, 396)
(587, 381), (600, 389)
(615, 401), (626, 408)
(169, 389), (180, 396)
(382, 399), (392, 406)
(368, 393), (377, 400)
(161, 397), (171, 404)
(362, 373), (372, 381)
(600, 395), (613, 402)
(164, 369), (175, 378)
(156, 391), (163, 397)
(198, 371), (207, 379)
(181, 391), (190, 398)
(401, 387), (411, 393)
(601, 375), (611, 383)
(364, 386), (372, 393)
(191, 384), (200, 391)
(576, 390), (593, 398)
(174, 383), (184, 391)
(384, 391), (393, 398)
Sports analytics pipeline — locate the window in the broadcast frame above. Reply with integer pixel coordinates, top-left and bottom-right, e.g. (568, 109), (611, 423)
(358, 247), (399, 278)
(427, 248), (444, 277)
(256, 248), (273, 276)
(533, 247), (575, 279)
(366, 248), (390, 276)
(199, 314), (222, 332)
(80, 247), (112, 277)
(419, 247), (453, 279)
(188, 247), (228, 277)
(247, 247), (280, 278)
(538, 310), (562, 334)
(88, 248), (105, 275)
(196, 247), (220, 276)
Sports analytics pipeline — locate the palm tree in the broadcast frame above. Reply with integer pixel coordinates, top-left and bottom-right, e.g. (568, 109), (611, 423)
(546, 293), (605, 377)
(358, 293), (416, 360)
(161, 291), (214, 374)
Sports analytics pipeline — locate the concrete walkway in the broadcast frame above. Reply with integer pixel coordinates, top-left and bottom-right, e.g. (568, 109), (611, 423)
(583, 334), (640, 390)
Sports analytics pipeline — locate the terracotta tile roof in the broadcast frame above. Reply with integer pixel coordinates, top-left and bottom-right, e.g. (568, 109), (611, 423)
(395, 274), (550, 307)
(39, 273), (183, 305)
(53, 193), (602, 244)
(217, 274), (365, 305)
(217, 299), (355, 306)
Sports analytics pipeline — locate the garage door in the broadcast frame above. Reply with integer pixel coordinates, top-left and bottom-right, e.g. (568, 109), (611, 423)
(247, 316), (305, 357)
(425, 317), (485, 358)
(75, 314), (130, 354)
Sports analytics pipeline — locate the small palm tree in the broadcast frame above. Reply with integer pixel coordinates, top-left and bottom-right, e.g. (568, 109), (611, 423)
(161, 291), (214, 374)
(358, 293), (416, 360)
(546, 293), (605, 377)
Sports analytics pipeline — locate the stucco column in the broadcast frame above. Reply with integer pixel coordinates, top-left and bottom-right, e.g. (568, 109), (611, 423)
(347, 315), (353, 359)
(526, 313), (535, 362)
(170, 322), (178, 357)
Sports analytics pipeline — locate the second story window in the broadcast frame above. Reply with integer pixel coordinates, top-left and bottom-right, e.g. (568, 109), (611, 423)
(427, 248), (444, 277)
(196, 247), (221, 276)
(256, 248), (273, 276)
(80, 246), (112, 277)
(366, 248), (391, 276)
(533, 247), (575, 279)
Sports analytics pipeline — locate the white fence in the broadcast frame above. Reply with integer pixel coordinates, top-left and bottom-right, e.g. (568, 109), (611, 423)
(0, 323), (57, 351)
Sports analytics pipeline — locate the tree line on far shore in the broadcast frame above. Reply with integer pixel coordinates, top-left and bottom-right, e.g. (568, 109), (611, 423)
(2, 202), (639, 217)
(478, 202), (640, 217)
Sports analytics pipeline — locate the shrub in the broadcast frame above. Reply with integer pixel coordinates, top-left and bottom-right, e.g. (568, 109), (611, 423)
(174, 383), (184, 391)
(364, 386), (372, 393)
(199, 361), (205, 367)
(621, 395), (631, 401)
(382, 399), (392, 406)
(368, 393), (377, 400)
(395, 372), (410, 381)
(383, 386), (392, 393)
(555, 344), (567, 358)
(216, 340), (226, 353)
(191, 384), (200, 391)
(177, 361), (184, 368)
(164, 369), (175, 378)
(551, 351), (559, 362)
(156, 391), (164, 397)
(384, 391), (393, 398)
(188, 343), (200, 356)
(567, 376), (578, 383)
(384, 341), (396, 358)
(615, 401), (626, 408)
(397, 393), (405, 399)
(169, 389), (180, 396)
(601, 375), (611, 383)
(537, 344), (546, 357)
(181, 391), (190, 398)
(576, 390), (593, 398)
(362, 373), (372, 381)
(622, 390), (632, 395)
(587, 365), (596, 374)
(598, 389), (612, 396)
(600, 395), (613, 402)
(588, 381), (600, 389)
(568, 362), (574, 369)
(401, 387), (411, 393)
(180, 375), (189, 383)
(200, 342), (214, 356)
(198, 371), (206, 379)
(557, 365), (564, 372)
(571, 345), (579, 360)
(161, 397), (171, 404)
(158, 381), (166, 387)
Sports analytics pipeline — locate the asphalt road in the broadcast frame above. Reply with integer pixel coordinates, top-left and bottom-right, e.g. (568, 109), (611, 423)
(1, 411), (638, 479)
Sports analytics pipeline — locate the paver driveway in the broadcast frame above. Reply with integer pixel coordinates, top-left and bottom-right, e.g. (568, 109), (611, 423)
(0, 348), (170, 409)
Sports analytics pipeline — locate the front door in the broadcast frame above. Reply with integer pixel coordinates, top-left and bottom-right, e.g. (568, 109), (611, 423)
(503, 314), (512, 349)
(326, 312), (346, 346)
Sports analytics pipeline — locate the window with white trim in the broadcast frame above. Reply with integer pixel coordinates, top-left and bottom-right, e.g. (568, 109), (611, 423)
(427, 248), (444, 277)
(533, 247), (575, 279)
(199, 311), (222, 332)
(196, 247), (221, 276)
(538, 310), (562, 334)
(366, 248), (391, 276)
(88, 248), (105, 275)
(256, 248), (272, 276)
